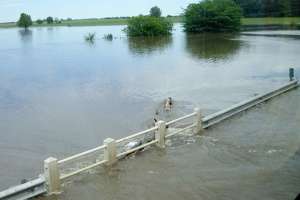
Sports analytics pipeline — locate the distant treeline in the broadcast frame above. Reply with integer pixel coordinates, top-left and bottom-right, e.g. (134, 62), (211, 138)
(234, 0), (300, 17)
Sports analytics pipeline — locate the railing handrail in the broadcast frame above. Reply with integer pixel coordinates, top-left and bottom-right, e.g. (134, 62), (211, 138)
(116, 126), (158, 144)
(60, 160), (107, 180)
(203, 80), (298, 123)
(166, 112), (197, 126)
(58, 145), (106, 165)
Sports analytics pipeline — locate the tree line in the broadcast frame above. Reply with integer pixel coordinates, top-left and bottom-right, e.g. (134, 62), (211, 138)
(16, 0), (299, 33)
(17, 14), (71, 29)
(234, 0), (300, 17)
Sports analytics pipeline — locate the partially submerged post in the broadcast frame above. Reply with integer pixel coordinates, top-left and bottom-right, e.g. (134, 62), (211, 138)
(194, 108), (203, 134)
(289, 68), (295, 81)
(44, 157), (61, 195)
(155, 121), (166, 148)
(103, 138), (117, 166)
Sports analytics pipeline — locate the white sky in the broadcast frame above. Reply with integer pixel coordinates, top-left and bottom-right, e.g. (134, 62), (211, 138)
(0, 0), (199, 22)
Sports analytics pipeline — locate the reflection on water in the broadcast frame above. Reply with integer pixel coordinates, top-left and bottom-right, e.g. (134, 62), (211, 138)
(185, 33), (243, 62)
(127, 36), (172, 55)
(18, 29), (33, 43)
(85, 39), (96, 46)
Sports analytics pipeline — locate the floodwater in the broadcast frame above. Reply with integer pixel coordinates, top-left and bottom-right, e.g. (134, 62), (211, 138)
(0, 25), (299, 199)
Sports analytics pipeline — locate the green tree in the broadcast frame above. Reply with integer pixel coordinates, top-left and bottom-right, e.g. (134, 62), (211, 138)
(150, 6), (162, 17)
(184, 0), (242, 33)
(234, 0), (297, 17)
(291, 0), (300, 16)
(36, 19), (43, 24)
(125, 15), (173, 36)
(233, 0), (262, 17)
(17, 13), (33, 29)
(46, 16), (54, 24)
(54, 17), (61, 23)
(278, 0), (291, 16)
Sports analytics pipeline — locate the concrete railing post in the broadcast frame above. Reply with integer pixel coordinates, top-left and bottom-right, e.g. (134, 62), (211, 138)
(194, 108), (203, 134)
(103, 138), (117, 166)
(155, 121), (166, 148)
(44, 157), (61, 195)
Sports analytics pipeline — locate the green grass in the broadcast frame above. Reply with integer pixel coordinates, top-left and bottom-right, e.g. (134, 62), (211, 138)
(0, 22), (16, 28)
(0, 18), (129, 28)
(242, 17), (300, 25)
(1, 17), (299, 28)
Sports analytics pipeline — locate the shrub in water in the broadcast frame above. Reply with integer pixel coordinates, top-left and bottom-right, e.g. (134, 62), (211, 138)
(184, 0), (242, 33)
(125, 16), (173, 37)
(85, 33), (96, 42)
(104, 33), (113, 41)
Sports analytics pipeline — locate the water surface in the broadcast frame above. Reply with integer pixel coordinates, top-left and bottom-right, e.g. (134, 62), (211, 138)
(0, 25), (299, 199)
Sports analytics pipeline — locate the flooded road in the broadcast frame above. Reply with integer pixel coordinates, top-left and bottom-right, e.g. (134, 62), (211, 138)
(0, 25), (299, 199)
(54, 88), (300, 200)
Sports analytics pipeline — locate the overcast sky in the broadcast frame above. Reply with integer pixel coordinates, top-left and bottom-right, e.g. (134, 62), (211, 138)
(0, 0), (199, 22)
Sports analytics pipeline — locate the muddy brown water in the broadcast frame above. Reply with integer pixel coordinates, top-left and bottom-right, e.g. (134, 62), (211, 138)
(0, 25), (299, 199)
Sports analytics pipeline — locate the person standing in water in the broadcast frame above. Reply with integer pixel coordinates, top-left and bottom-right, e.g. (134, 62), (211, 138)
(164, 97), (173, 112)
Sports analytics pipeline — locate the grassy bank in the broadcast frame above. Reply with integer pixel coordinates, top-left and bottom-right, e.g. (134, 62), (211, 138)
(242, 17), (300, 25)
(1, 17), (299, 28)
(0, 18), (129, 28)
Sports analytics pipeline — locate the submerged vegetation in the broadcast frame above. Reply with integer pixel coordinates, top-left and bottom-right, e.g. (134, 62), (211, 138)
(184, 0), (242, 33)
(125, 16), (173, 36)
(85, 33), (96, 42)
(125, 7), (173, 37)
(104, 33), (113, 40)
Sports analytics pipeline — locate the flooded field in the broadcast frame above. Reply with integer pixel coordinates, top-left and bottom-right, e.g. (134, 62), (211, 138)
(0, 25), (299, 199)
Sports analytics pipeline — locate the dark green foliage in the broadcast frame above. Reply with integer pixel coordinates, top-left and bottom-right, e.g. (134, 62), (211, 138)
(17, 13), (32, 29)
(125, 16), (173, 36)
(184, 0), (242, 33)
(233, 0), (300, 17)
(150, 6), (162, 17)
(36, 19), (43, 24)
(46, 16), (54, 24)
(291, 0), (300, 16)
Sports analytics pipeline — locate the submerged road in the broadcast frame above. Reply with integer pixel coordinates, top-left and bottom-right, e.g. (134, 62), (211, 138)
(40, 87), (300, 200)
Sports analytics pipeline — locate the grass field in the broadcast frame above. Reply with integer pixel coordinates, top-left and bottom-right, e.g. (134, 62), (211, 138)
(0, 17), (299, 28)
(0, 18), (129, 28)
(241, 17), (300, 25)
